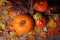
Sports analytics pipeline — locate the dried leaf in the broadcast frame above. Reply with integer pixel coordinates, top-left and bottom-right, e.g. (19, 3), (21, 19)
(0, 0), (7, 6)
(0, 23), (5, 30)
(3, 9), (8, 14)
(0, 14), (4, 20)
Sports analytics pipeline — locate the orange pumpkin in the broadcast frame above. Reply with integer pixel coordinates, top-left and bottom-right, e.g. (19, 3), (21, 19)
(33, 0), (48, 12)
(13, 14), (34, 35)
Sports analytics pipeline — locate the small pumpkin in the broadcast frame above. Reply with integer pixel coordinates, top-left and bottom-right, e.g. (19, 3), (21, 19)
(33, 13), (46, 29)
(13, 14), (34, 35)
(33, 0), (48, 12)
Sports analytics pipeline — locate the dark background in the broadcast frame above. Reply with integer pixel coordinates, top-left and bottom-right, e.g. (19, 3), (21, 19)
(8, 0), (60, 14)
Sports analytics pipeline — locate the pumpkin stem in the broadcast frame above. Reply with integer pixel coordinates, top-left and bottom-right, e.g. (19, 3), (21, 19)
(33, 13), (42, 20)
(21, 20), (26, 24)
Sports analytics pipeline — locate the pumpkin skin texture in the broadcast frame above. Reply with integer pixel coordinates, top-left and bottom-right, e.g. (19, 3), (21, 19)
(33, 0), (48, 12)
(13, 14), (34, 35)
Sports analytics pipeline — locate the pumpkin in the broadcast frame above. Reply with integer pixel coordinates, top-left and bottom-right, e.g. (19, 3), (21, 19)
(13, 14), (34, 35)
(33, 0), (48, 12)
(33, 13), (46, 29)
(35, 18), (46, 29)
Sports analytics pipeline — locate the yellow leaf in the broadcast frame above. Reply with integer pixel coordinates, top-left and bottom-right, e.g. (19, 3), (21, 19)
(0, 14), (4, 20)
(0, 0), (7, 6)
(28, 31), (32, 35)
(3, 10), (8, 14)
(48, 18), (57, 29)
(0, 23), (5, 30)
(0, 31), (2, 33)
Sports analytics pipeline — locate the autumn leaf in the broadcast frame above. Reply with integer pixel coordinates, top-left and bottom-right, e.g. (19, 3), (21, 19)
(2, 9), (8, 14)
(0, 23), (5, 30)
(0, 0), (7, 6)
